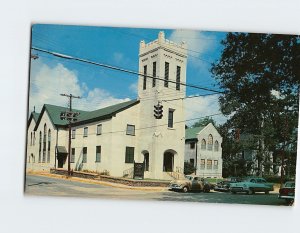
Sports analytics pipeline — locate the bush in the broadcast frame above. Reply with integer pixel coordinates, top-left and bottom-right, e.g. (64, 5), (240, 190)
(184, 162), (196, 175)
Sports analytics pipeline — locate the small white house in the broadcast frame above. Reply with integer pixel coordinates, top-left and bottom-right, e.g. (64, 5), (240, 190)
(185, 123), (223, 178)
(26, 31), (188, 180)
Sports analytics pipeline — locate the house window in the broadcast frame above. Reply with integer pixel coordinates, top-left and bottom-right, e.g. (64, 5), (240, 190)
(125, 147), (134, 163)
(126, 124), (135, 136)
(214, 140), (219, 151)
(152, 62), (156, 87)
(71, 129), (76, 139)
(207, 159), (212, 169)
(47, 129), (51, 163)
(96, 146), (101, 163)
(164, 62), (169, 87)
(190, 142), (195, 149)
(83, 127), (88, 137)
(82, 147), (87, 163)
(214, 160), (218, 170)
(71, 148), (75, 163)
(168, 109), (174, 128)
(143, 65), (147, 90)
(176, 66), (181, 90)
(97, 124), (102, 135)
(200, 159), (205, 169)
(201, 139), (206, 150)
(190, 159), (195, 166)
(208, 134), (213, 151)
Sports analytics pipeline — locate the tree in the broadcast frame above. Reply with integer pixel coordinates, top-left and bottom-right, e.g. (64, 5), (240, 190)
(211, 33), (299, 176)
(184, 162), (196, 175)
(192, 117), (216, 128)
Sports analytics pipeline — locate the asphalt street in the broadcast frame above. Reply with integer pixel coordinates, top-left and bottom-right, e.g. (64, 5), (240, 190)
(25, 175), (290, 206)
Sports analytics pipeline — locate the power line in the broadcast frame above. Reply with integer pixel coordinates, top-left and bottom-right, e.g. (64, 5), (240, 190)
(31, 47), (224, 94)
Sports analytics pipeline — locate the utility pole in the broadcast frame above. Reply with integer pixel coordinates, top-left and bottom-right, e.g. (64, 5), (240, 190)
(60, 94), (80, 176)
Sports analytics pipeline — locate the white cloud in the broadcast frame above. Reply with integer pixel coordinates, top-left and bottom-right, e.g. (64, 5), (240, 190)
(129, 81), (138, 95)
(184, 95), (228, 126)
(113, 52), (124, 64)
(29, 61), (130, 113)
(169, 29), (216, 68)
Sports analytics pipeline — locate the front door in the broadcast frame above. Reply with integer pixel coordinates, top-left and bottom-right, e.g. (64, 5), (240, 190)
(57, 154), (67, 168)
(163, 152), (174, 172)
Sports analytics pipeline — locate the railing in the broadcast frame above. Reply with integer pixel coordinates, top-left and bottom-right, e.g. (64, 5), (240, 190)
(167, 167), (185, 180)
(123, 167), (134, 179)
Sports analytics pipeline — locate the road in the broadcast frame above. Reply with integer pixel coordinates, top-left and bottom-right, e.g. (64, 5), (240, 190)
(25, 175), (290, 206)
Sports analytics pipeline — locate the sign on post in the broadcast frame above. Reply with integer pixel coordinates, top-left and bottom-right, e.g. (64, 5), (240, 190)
(133, 161), (145, 179)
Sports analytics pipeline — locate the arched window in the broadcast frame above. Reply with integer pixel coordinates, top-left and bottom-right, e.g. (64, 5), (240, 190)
(214, 140), (219, 151)
(208, 134), (213, 151)
(33, 132), (35, 145)
(47, 129), (51, 163)
(43, 124), (47, 162)
(201, 139), (206, 150)
(39, 131), (42, 163)
(30, 132), (32, 146)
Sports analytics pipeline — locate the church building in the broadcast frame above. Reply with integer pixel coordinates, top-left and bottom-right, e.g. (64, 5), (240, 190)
(26, 31), (188, 180)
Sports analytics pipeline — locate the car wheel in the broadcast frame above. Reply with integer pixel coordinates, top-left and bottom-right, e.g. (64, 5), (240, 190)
(248, 189), (254, 195)
(265, 191), (269, 194)
(182, 186), (189, 193)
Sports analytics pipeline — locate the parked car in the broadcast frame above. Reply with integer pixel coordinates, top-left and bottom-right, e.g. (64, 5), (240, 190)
(214, 180), (233, 192)
(230, 177), (274, 195)
(169, 175), (211, 193)
(278, 181), (295, 204)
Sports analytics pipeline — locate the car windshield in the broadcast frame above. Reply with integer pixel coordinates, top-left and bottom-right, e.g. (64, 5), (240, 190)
(285, 182), (295, 188)
(185, 176), (193, 181)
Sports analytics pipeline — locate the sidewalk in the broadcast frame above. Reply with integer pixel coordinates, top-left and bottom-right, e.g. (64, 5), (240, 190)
(26, 171), (169, 192)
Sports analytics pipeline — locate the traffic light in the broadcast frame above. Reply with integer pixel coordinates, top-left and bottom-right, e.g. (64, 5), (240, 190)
(60, 112), (66, 120)
(154, 103), (163, 119)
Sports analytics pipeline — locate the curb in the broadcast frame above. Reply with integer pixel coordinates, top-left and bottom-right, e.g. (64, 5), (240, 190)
(26, 172), (169, 192)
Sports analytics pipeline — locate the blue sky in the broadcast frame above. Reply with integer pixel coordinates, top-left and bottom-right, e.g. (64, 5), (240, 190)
(30, 24), (227, 125)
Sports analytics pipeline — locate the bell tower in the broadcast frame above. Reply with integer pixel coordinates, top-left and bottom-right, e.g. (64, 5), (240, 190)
(137, 31), (188, 180)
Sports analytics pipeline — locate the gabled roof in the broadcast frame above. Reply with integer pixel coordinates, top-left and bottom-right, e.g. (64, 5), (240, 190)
(27, 112), (40, 127)
(185, 126), (205, 140)
(75, 99), (139, 125)
(33, 99), (139, 130)
(32, 112), (40, 122)
(34, 104), (88, 130)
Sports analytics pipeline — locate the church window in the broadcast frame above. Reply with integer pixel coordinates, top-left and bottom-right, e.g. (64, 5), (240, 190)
(168, 109), (174, 128)
(201, 139), (206, 150)
(152, 62), (156, 87)
(208, 134), (213, 151)
(176, 66), (181, 90)
(143, 65), (147, 90)
(164, 62), (169, 87)
(214, 140), (219, 151)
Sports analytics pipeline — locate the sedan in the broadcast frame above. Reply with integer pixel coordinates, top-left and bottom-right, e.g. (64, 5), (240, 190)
(230, 177), (274, 195)
(279, 181), (295, 205)
(169, 175), (211, 193)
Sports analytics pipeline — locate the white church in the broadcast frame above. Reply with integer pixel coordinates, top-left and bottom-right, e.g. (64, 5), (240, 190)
(27, 31), (188, 180)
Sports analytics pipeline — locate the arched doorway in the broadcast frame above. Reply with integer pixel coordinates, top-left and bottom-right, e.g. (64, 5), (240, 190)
(163, 150), (176, 172)
(142, 150), (149, 172)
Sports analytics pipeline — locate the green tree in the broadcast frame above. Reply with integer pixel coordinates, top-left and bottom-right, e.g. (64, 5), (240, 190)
(211, 33), (299, 176)
(192, 117), (217, 128)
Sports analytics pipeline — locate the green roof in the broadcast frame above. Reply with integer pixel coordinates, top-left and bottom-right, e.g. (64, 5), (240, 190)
(74, 99), (139, 124)
(44, 104), (88, 126)
(185, 126), (205, 140)
(34, 99), (139, 130)
(32, 112), (40, 122)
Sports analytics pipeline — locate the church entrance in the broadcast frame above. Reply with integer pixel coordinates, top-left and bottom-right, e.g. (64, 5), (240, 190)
(163, 151), (174, 172)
